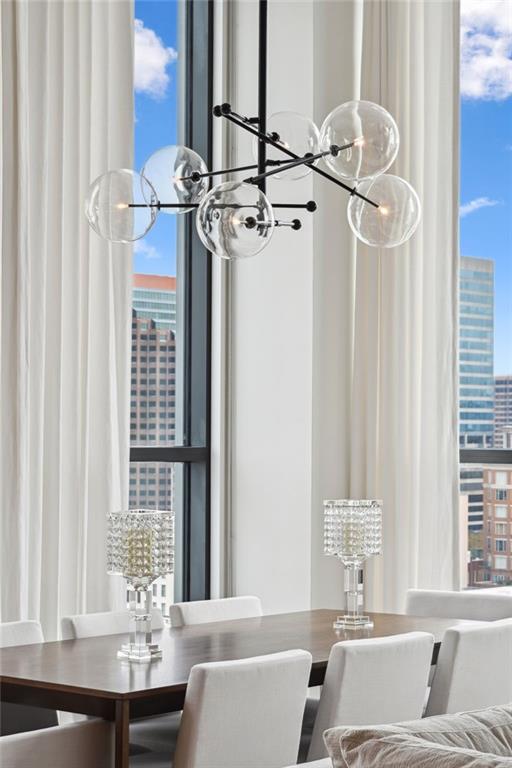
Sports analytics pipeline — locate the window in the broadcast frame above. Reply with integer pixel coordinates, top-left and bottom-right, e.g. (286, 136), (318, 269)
(495, 523), (507, 535)
(495, 539), (507, 553)
(459, 0), (512, 587)
(129, 0), (212, 603)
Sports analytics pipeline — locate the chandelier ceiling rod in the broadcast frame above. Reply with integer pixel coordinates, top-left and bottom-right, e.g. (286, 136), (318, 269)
(257, 0), (268, 194)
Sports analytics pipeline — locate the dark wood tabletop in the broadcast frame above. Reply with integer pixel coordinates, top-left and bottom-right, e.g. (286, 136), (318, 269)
(0, 609), (470, 768)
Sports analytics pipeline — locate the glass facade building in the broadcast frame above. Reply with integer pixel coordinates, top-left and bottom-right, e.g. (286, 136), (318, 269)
(459, 256), (495, 532)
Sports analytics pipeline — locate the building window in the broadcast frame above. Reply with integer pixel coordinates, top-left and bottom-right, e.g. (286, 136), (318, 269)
(495, 539), (507, 553)
(494, 556), (508, 571)
(129, 0), (212, 603)
(459, 1), (512, 587)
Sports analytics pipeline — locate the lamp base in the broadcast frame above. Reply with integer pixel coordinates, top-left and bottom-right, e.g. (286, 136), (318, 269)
(118, 642), (162, 663)
(333, 614), (374, 630)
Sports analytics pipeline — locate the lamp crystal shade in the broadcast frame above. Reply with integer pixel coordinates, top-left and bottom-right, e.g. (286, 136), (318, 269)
(253, 111), (320, 180)
(107, 510), (174, 590)
(85, 169), (157, 242)
(196, 181), (275, 260)
(320, 100), (399, 182)
(141, 145), (209, 213)
(348, 174), (421, 247)
(324, 499), (382, 564)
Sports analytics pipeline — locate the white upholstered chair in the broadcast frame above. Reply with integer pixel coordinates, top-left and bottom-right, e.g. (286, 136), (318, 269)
(60, 608), (171, 755)
(307, 631), (435, 760)
(0, 621), (58, 736)
(133, 649), (312, 768)
(169, 595), (262, 627)
(405, 588), (512, 621)
(0, 720), (113, 768)
(60, 608), (164, 640)
(426, 618), (512, 716)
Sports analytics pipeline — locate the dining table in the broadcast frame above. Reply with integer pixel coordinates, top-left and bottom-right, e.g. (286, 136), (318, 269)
(0, 608), (470, 768)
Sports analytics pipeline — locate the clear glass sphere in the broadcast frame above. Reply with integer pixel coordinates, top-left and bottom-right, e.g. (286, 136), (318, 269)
(347, 174), (421, 248)
(196, 181), (274, 260)
(85, 169), (157, 242)
(252, 112), (320, 180)
(141, 145), (209, 213)
(320, 100), (399, 181)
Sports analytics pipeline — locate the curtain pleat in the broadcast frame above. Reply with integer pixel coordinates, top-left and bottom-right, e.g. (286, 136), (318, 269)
(0, 0), (133, 639)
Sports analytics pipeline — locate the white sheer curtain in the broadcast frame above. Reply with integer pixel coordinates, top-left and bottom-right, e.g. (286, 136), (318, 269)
(352, 0), (461, 609)
(313, 0), (460, 612)
(0, 1), (133, 639)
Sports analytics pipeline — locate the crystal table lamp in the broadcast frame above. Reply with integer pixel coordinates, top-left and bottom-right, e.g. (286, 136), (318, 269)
(324, 499), (382, 630)
(107, 509), (174, 662)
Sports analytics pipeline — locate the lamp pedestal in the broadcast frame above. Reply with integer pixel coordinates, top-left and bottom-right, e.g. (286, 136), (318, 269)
(333, 562), (373, 630)
(118, 587), (162, 663)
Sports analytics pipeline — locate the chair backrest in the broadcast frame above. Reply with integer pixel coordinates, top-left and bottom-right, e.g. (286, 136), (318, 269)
(308, 631), (434, 760)
(173, 649), (311, 768)
(60, 608), (164, 640)
(169, 596), (262, 627)
(426, 619), (512, 716)
(0, 622), (58, 736)
(406, 589), (512, 621)
(0, 719), (113, 768)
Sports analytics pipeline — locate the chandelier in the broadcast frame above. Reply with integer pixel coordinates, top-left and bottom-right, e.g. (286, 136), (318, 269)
(85, 3), (421, 258)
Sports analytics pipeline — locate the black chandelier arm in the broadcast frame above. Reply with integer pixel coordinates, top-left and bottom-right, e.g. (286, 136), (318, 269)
(244, 148), (332, 184)
(217, 106), (380, 209)
(179, 159), (291, 183)
(127, 200), (317, 211)
(245, 217), (302, 230)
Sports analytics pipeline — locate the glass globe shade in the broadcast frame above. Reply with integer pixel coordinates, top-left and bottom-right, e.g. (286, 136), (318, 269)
(320, 100), (399, 181)
(347, 174), (421, 248)
(196, 181), (274, 260)
(252, 112), (320, 180)
(85, 169), (157, 242)
(141, 145), (209, 213)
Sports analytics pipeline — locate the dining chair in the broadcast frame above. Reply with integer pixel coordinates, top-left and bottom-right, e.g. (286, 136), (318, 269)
(60, 608), (172, 755)
(307, 631), (435, 760)
(169, 595), (263, 626)
(405, 588), (512, 621)
(0, 719), (113, 768)
(425, 618), (512, 716)
(0, 621), (58, 736)
(133, 649), (312, 768)
(60, 607), (164, 640)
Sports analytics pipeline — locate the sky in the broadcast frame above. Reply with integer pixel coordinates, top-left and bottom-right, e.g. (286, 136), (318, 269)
(133, 0), (178, 276)
(133, 0), (511, 373)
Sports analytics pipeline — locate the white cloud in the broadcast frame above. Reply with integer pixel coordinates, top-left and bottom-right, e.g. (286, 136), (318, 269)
(134, 19), (177, 100)
(460, 196), (500, 217)
(461, 0), (512, 100)
(134, 239), (161, 260)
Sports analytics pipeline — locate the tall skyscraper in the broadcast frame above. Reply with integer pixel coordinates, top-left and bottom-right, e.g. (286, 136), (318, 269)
(129, 274), (177, 513)
(494, 375), (512, 448)
(459, 256), (495, 532)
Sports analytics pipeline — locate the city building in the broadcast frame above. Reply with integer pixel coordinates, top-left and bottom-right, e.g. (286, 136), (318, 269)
(459, 256), (495, 533)
(132, 273), (177, 331)
(494, 375), (512, 448)
(129, 274), (177, 513)
(130, 274), (177, 614)
(483, 466), (512, 584)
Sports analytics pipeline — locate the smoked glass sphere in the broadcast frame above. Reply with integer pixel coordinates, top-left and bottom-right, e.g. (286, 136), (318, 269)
(141, 145), (209, 213)
(85, 169), (157, 242)
(347, 174), (421, 248)
(196, 181), (274, 260)
(253, 112), (320, 180)
(320, 100), (399, 181)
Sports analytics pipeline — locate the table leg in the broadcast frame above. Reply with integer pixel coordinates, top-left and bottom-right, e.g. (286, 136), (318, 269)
(115, 699), (130, 768)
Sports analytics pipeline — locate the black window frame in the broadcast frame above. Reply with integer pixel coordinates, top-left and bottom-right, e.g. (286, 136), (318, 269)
(129, 0), (213, 603)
